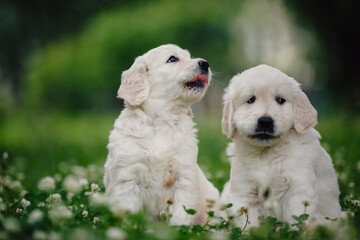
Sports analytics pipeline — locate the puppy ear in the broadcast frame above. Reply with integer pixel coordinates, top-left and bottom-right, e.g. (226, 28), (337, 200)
(117, 56), (150, 106)
(293, 89), (318, 134)
(222, 97), (236, 138)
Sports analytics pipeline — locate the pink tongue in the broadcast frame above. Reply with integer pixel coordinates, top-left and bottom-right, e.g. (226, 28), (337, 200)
(192, 75), (208, 84)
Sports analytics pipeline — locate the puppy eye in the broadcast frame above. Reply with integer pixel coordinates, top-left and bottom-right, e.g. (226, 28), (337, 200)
(166, 56), (179, 63)
(247, 96), (256, 104)
(276, 97), (286, 105)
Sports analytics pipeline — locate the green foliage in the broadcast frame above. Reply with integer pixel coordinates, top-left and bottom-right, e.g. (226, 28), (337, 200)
(1, 110), (360, 239)
(24, 0), (237, 111)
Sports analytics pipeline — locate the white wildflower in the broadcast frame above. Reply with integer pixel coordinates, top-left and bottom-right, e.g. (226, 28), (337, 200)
(90, 193), (109, 206)
(91, 183), (100, 192)
(63, 175), (81, 194)
(93, 217), (100, 224)
(352, 199), (360, 207)
(79, 178), (89, 190)
(71, 165), (87, 178)
(106, 227), (126, 240)
(82, 210), (88, 218)
(85, 183), (101, 196)
(21, 198), (31, 209)
(28, 209), (44, 224)
(8, 180), (22, 191)
(37, 202), (46, 207)
(54, 174), (62, 182)
(16, 208), (22, 214)
(67, 192), (74, 201)
(80, 204), (85, 208)
(33, 230), (47, 240)
(46, 193), (62, 207)
(0, 197), (5, 211)
(68, 205), (78, 211)
(38, 176), (55, 191)
(48, 205), (72, 223)
(4, 218), (20, 232)
(2, 152), (9, 159)
(20, 190), (28, 197)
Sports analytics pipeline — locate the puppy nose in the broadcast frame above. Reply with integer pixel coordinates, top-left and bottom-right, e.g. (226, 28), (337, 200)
(257, 116), (274, 133)
(198, 60), (209, 74)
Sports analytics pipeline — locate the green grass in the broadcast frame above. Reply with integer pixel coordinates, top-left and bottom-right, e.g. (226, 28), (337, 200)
(0, 109), (359, 239)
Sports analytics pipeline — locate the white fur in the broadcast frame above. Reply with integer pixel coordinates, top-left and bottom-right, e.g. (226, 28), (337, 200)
(220, 64), (341, 227)
(104, 44), (219, 225)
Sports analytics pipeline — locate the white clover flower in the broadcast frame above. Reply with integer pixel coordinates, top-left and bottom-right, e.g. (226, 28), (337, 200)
(21, 198), (31, 209)
(91, 183), (100, 192)
(8, 180), (22, 191)
(85, 183), (101, 196)
(38, 176), (56, 191)
(93, 217), (100, 224)
(46, 193), (62, 207)
(4, 218), (20, 232)
(20, 190), (28, 197)
(67, 192), (74, 201)
(63, 175), (81, 194)
(28, 209), (44, 224)
(48, 205), (72, 223)
(2, 152), (9, 159)
(0, 197), (5, 211)
(16, 208), (22, 214)
(82, 210), (88, 218)
(79, 178), (89, 190)
(352, 199), (360, 207)
(106, 227), (126, 240)
(71, 165), (87, 178)
(37, 202), (46, 207)
(33, 230), (47, 240)
(90, 193), (109, 206)
(54, 174), (62, 182)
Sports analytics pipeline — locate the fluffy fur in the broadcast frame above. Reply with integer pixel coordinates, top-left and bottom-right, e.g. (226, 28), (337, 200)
(220, 64), (341, 227)
(104, 44), (219, 225)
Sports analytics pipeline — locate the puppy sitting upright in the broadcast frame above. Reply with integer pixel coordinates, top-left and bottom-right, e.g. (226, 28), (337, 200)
(104, 44), (219, 225)
(221, 65), (341, 227)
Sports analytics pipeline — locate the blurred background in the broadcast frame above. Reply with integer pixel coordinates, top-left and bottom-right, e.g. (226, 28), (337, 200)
(0, 0), (359, 206)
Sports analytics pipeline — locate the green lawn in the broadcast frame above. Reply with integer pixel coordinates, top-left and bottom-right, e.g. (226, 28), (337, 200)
(0, 109), (359, 239)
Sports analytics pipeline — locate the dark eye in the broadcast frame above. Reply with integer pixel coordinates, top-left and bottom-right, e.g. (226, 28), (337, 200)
(166, 56), (179, 63)
(276, 97), (286, 105)
(247, 96), (256, 104)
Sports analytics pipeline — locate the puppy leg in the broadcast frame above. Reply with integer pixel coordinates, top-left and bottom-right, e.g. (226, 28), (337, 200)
(107, 181), (144, 213)
(169, 182), (198, 225)
(282, 184), (319, 223)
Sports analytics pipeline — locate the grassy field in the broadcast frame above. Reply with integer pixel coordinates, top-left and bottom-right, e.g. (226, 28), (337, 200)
(0, 109), (359, 239)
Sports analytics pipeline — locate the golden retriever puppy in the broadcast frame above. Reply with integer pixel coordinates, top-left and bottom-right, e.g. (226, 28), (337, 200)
(104, 44), (219, 225)
(220, 64), (341, 227)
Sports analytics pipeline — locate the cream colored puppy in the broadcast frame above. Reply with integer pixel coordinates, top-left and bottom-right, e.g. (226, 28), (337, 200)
(221, 65), (341, 227)
(104, 44), (219, 225)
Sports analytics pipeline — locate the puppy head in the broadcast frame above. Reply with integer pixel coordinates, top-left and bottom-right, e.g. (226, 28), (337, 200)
(118, 44), (211, 107)
(222, 64), (317, 146)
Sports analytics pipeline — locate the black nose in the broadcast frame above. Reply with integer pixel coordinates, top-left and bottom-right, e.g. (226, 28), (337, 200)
(256, 116), (274, 133)
(198, 60), (209, 75)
